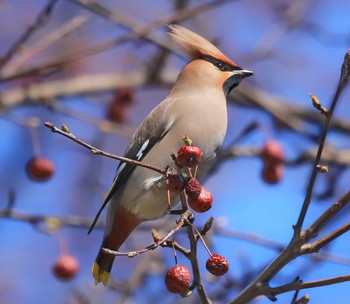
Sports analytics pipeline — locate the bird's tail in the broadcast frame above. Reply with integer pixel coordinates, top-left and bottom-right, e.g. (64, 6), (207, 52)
(92, 244), (115, 286)
(92, 206), (140, 286)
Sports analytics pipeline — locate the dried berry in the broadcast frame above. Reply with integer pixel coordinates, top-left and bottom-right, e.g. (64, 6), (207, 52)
(261, 140), (284, 165)
(165, 265), (192, 294)
(206, 254), (229, 276)
(53, 254), (79, 281)
(185, 177), (202, 198)
(262, 164), (283, 184)
(188, 188), (213, 213)
(177, 146), (202, 168)
(26, 156), (55, 181)
(167, 174), (186, 193)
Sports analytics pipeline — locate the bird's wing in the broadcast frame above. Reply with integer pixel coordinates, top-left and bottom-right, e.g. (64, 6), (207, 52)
(88, 98), (174, 234)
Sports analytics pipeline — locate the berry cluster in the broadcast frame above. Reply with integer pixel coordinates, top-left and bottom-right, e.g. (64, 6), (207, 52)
(165, 252), (229, 295)
(165, 137), (229, 295)
(167, 137), (213, 213)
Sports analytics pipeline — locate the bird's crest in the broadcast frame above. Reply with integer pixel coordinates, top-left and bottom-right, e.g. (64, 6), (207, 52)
(168, 24), (237, 67)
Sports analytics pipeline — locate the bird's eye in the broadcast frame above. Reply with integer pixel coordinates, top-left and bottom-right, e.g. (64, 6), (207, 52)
(217, 62), (225, 70)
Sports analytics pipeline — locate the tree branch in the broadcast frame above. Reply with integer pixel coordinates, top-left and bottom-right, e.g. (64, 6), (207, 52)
(294, 50), (350, 232)
(0, 0), (60, 69)
(301, 221), (350, 254)
(302, 191), (350, 241)
(1, 0), (236, 82)
(271, 274), (350, 295)
(102, 210), (192, 258)
(44, 122), (166, 175)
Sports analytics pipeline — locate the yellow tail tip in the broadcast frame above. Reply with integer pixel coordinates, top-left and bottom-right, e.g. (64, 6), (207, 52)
(92, 261), (110, 286)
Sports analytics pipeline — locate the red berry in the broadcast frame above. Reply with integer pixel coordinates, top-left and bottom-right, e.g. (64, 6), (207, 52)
(167, 174), (186, 193)
(26, 156), (55, 181)
(53, 254), (79, 281)
(176, 146), (202, 168)
(185, 177), (202, 199)
(188, 188), (213, 213)
(206, 254), (229, 276)
(262, 164), (283, 184)
(261, 140), (284, 165)
(107, 87), (134, 123)
(165, 265), (192, 294)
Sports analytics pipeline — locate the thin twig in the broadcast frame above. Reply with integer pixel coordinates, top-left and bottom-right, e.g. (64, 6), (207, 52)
(44, 122), (166, 174)
(1, 0), (236, 82)
(270, 274), (350, 295)
(1, 15), (88, 77)
(301, 191), (350, 240)
(180, 194), (211, 304)
(0, 0), (60, 69)
(102, 210), (191, 257)
(228, 50), (350, 304)
(0, 209), (104, 230)
(294, 50), (350, 232)
(301, 221), (350, 254)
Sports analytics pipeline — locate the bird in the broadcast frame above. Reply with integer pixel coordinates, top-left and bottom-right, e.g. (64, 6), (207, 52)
(90, 24), (254, 286)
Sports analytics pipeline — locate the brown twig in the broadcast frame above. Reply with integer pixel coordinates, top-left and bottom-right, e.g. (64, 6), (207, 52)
(302, 191), (350, 241)
(1, 0), (236, 82)
(1, 15), (88, 77)
(301, 221), (350, 254)
(44, 122), (166, 175)
(270, 274), (350, 295)
(0, 0), (60, 69)
(228, 50), (350, 304)
(0, 209), (104, 231)
(3, 70), (350, 143)
(294, 50), (350, 232)
(179, 194), (211, 303)
(102, 210), (192, 257)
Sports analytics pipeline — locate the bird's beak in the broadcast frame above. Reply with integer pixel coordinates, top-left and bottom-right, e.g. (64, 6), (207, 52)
(236, 69), (254, 77)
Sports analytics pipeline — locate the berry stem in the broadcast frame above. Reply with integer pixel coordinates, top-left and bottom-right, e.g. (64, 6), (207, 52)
(194, 164), (199, 178)
(171, 240), (178, 266)
(186, 219), (212, 257)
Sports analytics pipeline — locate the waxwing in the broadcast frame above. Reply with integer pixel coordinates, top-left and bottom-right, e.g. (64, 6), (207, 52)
(91, 24), (253, 285)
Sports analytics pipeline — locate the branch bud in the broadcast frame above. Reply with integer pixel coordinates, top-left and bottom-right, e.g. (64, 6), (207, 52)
(309, 93), (329, 117)
(46, 217), (61, 231)
(61, 124), (70, 133)
(316, 165), (329, 173)
(44, 121), (54, 128)
(151, 229), (162, 242)
(295, 295), (310, 304)
(202, 216), (214, 234)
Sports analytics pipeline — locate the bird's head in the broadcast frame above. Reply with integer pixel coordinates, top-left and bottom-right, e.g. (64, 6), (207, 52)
(169, 25), (253, 96)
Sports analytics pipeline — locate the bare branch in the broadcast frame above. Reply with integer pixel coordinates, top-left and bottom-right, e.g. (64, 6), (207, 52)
(1, 0), (236, 82)
(44, 122), (166, 174)
(168, 194), (210, 303)
(0, 209), (104, 231)
(102, 210), (192, 257)
(302, 191), (350, 241)
(0, 0), (60, 69)
(271, 274), (350, 295)
(295, 50), (350, 232)
(1, 15), (88, 77)
(301, 221), (350, 254)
